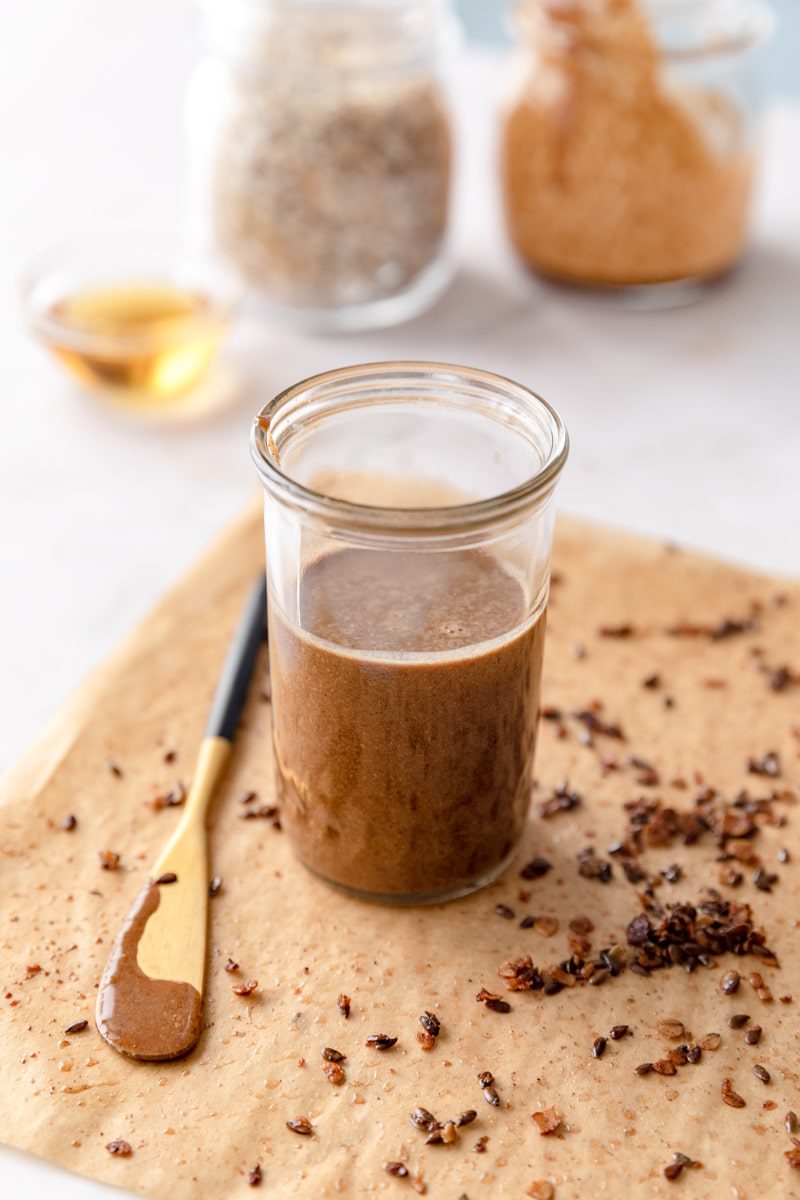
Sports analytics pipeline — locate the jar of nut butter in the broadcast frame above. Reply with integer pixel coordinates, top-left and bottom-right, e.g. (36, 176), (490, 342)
(189, 0), (459, 331)
(501, 0), (774, 302)
(251, 363), (568, 905)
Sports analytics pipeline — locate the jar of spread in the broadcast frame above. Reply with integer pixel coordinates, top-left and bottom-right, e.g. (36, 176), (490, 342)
(501, 0), (774, 301)
(251, 363), (568, 904)
(189, 0), (459, 331)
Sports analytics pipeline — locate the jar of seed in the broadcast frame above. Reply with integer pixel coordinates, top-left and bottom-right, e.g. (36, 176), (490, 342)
(189, 0), (459, 331)
(500, 0), (774, 304)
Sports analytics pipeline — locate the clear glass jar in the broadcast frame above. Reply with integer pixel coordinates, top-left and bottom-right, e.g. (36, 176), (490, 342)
(251, 363), (568, 904)
(501, 0), (775, 302)
(189, 0), (458, 331)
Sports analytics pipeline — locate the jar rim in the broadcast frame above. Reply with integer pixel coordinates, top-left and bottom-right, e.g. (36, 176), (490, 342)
(201, 0), (461, 70)
(511, 0), (775, 57)
(250, 361), (569, 535)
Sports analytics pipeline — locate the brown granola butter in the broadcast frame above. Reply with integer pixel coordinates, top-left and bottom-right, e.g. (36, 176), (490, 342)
(502, 0), (754, 286)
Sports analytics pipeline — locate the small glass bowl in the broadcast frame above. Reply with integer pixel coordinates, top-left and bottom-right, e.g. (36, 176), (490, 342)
(21, 231), (241, 417)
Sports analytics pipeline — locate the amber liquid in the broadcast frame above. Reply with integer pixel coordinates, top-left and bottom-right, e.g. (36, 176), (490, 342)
(45, 283), (226, 406)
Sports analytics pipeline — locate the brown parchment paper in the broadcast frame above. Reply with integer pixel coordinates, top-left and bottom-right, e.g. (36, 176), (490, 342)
(2, 509), (800, 1200)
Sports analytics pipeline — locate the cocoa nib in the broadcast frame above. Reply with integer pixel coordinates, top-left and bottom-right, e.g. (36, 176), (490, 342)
(721, 970), (740, 995)
(573, 709), (625, 740)
(65, 1019), (89, 1034)
(419, 1011), (440, 1038)
(519, 856), (552, 880)
(667, 616), (757, 640)
(721, 1078), (746, 1108)
(410, 1107), (437, 1131)
(747, 752), (781, 778)
(241, 804), (279, 821)
(106, 1139), (132, 1157)
(337, 993), (351, 1019)
(664, 1152), (700, 1181)
(209, 875), (223, 897)
(98, 850), (120, 871)
(151, 781), (186, 811)
(764, 664), (798, 692)
(286, 1117), (313, 1135)
(62, 814), (78, 831)
(629, 755), (660, 787)
(539, 782), (582, 818)
(365, 1034), (397, 1049)
(577, 847), (613, 882)
(476, 989), (511, 1013)
(247, 1165), (262, 1187)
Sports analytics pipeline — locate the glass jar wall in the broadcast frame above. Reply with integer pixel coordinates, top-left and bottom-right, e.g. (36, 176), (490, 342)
(500, 0), (774, 301)
(251, 363), (568, 903)
(189, 0), (459, 331)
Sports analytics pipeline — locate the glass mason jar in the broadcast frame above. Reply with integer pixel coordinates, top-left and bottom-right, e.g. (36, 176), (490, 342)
(251, 363), (568, 904)
(501, 0), (775, 302)
(188, 0), (459, 332)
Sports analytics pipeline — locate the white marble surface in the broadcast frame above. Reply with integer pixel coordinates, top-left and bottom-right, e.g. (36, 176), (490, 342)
(1, 2), (799, 1195)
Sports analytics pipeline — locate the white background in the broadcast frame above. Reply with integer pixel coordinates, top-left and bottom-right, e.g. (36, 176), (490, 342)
(1, 2), (799, 1194)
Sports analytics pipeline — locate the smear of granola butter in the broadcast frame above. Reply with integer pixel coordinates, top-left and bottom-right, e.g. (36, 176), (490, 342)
(95, 881), (202, 1061)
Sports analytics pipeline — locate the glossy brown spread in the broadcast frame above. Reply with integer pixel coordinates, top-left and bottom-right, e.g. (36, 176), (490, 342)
(95, 880), (202, 1061)
(269, 547), (546, 901)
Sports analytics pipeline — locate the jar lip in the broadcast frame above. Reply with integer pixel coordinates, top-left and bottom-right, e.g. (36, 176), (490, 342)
(202, 0), (461, 71)
(650, 0), (775, 55)
(250, 361), (569, 534)
(511, 0), (775, 56)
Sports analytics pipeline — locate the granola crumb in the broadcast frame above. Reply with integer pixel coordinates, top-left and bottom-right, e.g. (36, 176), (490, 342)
(531, 1107), (562, 1135)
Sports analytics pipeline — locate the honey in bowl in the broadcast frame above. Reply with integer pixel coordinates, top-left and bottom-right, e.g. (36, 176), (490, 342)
(22, 233), (240, 415)
(45, 281), (228, 405)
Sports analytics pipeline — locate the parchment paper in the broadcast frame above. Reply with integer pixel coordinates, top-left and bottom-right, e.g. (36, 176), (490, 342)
(2, 508), (799, 1199)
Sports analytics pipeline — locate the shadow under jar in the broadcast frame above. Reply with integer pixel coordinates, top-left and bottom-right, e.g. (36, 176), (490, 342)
(251, 363), (568, 904)
(190, 0), (458, 332)
(501, 0), (774, 304)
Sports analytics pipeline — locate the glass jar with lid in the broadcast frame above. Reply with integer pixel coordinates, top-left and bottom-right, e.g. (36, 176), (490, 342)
(188, 0), (459, 331)
(500, 0), (775, 302)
